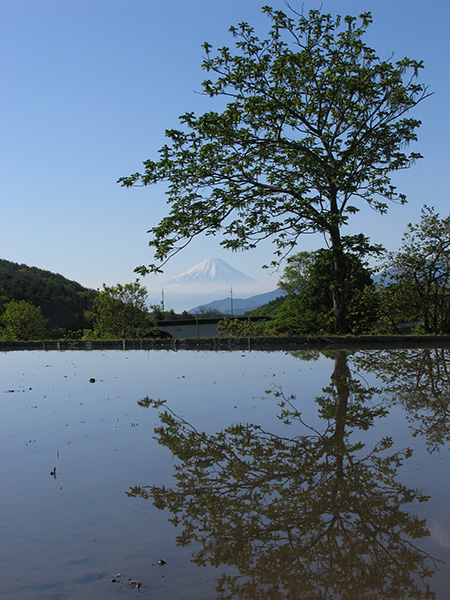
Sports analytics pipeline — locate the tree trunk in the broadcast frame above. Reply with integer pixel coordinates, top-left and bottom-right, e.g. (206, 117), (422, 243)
(329, 225), (347, 335)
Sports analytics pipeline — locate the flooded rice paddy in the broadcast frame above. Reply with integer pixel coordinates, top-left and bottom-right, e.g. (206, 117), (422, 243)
(1, 347), (449, 599)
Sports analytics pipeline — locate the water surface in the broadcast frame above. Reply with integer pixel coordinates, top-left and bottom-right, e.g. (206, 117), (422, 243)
(1, 348), (449, 598)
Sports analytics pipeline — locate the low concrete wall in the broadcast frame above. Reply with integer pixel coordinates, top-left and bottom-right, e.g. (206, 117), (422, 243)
(1, 335), (450, 352)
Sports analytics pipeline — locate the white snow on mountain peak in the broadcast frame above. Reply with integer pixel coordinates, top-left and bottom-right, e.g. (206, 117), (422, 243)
(172, 258), (256, 284)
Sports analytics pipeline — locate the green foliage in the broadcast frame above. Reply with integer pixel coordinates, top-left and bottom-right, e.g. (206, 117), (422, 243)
(243, 294), (286, 318)
(345, 283), (380, 334)
(149, 303), (166, 322)
(375, 281), (422, 334)
(217, 317), (271, 337)
(0, 258), (97, 334)
(271, 294), (334, 336)
(270, 244), (378, 335)
(149, 305), (196, 322)
(0, 300), (47, 340)
(278, 251), (316, 297)
(120, 7), (429, 334)
(90, 280), (154, 339)
(179, 310), (196, 320)
(381, 206), (450, 334)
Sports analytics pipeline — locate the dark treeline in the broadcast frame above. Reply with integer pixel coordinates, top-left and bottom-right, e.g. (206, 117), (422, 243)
(0, 259), (97, 334)
(0, 260), (199, 341)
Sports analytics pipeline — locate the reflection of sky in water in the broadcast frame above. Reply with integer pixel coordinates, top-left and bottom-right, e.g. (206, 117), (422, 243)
(0, 349), (449, 599)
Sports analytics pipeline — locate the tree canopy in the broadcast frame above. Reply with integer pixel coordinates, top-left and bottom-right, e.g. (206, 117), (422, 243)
(120, 7), (430, 334)
(381, 206), (450, 334)
(0, 300), (47, 341)
(89, 281), (154, 339)
(271, 237), (378, 334)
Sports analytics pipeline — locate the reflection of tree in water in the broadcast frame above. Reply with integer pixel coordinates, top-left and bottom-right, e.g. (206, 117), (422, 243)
(129, 351), (440, 599)
(353, 347), (450, 452)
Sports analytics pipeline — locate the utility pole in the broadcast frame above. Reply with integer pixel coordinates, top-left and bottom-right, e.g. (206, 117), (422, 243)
(230, 286), (234, 317)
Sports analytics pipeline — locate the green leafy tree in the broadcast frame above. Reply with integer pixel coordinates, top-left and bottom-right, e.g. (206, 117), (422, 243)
(375, 281), (422, 334)
(382, 206), (450, 334)
(90, 281), (154, 339)
(273, 238), (378, 334)
(120, 7), (429, 334)
(278, 250), (317, 297)
(149, 302), (165, 322)
(0, 300), (47, 340)
(149, 305), (196, 322)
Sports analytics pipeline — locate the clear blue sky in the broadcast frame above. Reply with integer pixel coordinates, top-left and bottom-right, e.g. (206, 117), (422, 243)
(1, 0), (449, 305)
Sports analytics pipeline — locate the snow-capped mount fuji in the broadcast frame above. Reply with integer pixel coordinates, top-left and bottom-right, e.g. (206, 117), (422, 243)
(170, 258), (256, 284)
(156, 258), (273, 311)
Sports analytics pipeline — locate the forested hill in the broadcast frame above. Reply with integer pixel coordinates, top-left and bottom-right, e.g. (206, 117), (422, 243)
(0, 259), (98, 332)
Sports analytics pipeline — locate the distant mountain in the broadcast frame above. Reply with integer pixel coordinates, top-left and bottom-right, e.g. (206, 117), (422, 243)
(169, 258), (256, 284)
(189, 288), (286, 316)
(0, 259), (97, 332)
